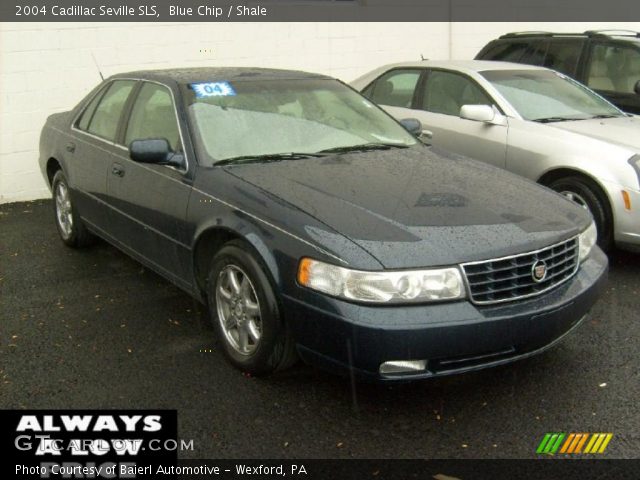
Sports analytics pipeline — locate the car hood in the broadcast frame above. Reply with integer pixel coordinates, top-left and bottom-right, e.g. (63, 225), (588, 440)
(223, 147), (591, 268)
(550, 115), (640, 152)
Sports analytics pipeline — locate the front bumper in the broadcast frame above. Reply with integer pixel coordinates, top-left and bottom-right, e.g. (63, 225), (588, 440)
(282, 248), (608, 381)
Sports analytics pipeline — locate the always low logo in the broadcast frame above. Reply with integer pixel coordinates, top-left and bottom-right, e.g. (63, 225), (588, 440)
(2, 410), (178, 479)
(536, 432), (613, 455)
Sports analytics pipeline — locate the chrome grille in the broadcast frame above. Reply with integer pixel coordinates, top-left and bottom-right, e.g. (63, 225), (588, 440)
(461, 237), (579, 305)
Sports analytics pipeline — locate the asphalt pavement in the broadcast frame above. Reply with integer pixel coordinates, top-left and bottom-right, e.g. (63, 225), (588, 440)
(1, 199), (638, 459)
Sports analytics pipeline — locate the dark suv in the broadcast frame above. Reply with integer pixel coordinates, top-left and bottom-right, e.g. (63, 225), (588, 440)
(476, 30), (640, 114)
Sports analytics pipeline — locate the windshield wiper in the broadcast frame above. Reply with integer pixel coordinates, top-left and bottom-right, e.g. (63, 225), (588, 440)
(532, 117), (577, 123)
(318, 143), (410, 154)
(589, 114), (623, 119)
(215, 152), (326, 166)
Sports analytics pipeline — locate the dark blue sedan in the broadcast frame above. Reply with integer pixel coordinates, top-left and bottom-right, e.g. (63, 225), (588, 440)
(38, 68), (607, 381)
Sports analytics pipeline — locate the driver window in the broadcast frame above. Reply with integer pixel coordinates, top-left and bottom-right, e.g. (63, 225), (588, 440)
(125, 82), (181, 151)
(421, 70), (492, 116)
(587, 43), (640, 94)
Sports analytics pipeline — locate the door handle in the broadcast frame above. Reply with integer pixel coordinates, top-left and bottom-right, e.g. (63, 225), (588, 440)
(65, 142), (76, 153)
(111, 164), (125, 177)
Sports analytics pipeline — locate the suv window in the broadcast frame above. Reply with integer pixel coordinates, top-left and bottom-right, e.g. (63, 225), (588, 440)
(85, 80), (136, 142)
(543, 40), (583, 76)
(587, 43), (640, 94)
(481, 41), (530, 62)
(125, 82), (181, 151)
(421, 70), (492, 116)
(364, 69), (421, 108)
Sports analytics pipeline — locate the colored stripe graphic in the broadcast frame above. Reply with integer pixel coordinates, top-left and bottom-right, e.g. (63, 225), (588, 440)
(584, 433), (613, 454)
(538, 433), (612, 455)
(537, 433), (565, 454)
(574, 433), (589, 453)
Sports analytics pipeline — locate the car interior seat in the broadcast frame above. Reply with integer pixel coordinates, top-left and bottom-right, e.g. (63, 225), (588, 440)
(588, 59), (615, 91)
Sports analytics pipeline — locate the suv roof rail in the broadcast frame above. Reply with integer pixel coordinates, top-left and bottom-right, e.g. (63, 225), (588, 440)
(500, 31), (554, 38)
(500, 30), (640, 40)
(584, 29), (640, 37)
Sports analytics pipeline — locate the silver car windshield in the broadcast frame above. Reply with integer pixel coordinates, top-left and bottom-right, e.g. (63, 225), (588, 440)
(481, 70), (624, 122)
(184, 78), (417, 165)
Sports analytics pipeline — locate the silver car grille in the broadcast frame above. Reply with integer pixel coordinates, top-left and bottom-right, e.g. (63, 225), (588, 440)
(461, 237), (579, 305)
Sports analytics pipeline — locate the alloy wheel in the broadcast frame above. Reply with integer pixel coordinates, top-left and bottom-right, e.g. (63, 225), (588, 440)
(215, 265), (262, 356)
(55, 181), (74, 239)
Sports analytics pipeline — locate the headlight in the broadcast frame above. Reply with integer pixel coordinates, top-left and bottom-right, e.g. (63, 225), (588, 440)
(297, 258), (466, 304)
(578, 221), (597, 263)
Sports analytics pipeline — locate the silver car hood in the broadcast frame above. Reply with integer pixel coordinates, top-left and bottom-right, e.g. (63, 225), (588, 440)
(551, 116), (640, 152)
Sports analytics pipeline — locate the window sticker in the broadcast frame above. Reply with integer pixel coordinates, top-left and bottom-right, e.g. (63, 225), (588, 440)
(191, 81), (236, 98)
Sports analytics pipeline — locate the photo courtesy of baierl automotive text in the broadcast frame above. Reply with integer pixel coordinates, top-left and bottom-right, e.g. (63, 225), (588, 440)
(0, 1), (639, 479)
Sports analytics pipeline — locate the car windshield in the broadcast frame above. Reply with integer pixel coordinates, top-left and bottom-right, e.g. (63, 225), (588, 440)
(183, 78), (417, 165)
(481, 70), (624, 122)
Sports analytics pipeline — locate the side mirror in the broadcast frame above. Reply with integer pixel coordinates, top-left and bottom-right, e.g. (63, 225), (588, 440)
(460, 104), (495, 123)
(634, 79), (640, 95)
(129, 139), (183, 168)
(400, 118), (423, 136)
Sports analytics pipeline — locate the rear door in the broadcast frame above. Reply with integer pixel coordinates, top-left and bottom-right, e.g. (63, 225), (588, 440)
(70, 80), (137, 231)
(106, 80), (194, 286)
(583, 40), (640, 114)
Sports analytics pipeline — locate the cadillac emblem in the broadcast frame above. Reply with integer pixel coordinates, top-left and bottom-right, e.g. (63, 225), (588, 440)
(532, 260), (548, 283)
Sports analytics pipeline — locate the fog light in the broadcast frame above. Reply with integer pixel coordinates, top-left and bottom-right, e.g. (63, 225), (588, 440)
(379, 360), (428, 375)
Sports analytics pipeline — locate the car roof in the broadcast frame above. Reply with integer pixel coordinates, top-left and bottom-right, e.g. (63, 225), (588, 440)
(110, 67), (332, 85)
(374, 60), (547, 74)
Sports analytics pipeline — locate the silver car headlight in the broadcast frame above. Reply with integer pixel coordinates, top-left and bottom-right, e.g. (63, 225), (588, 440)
(578, 221), (597, 263)
(297, 258), (466, 304)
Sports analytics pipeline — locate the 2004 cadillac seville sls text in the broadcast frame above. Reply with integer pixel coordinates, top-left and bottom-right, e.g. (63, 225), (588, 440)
(39, 68), (607, 381)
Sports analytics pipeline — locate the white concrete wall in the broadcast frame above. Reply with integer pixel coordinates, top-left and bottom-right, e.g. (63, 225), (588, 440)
(1, 21), (639, 203)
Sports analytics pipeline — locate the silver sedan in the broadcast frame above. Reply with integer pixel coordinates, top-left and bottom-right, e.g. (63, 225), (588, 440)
(352, 60), (640, 252)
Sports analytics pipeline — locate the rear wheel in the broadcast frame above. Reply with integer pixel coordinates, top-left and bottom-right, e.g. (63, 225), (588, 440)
(548, 175), (613, 251)
(52, 170), (94, 248)
(207, 240), (297, 375)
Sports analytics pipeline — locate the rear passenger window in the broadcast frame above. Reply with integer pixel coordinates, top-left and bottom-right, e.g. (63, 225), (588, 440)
(543, 40), (583, 76)
(366, 69), (421, 108)
(124, 83), (181, 151)
(86, 80), (136, 142)
(76, 86), (107, 131)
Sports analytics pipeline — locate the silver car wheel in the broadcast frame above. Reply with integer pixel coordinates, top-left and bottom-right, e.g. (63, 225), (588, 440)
(55, 181), (74, 239)
(215, 265), (262, 356)
(560, 190), (589, 211)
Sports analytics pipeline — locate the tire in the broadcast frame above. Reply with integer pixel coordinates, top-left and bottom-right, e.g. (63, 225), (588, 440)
(52, 170), (94, 248)
(207, 240), (298, 375)
(548, 175), (613, 251)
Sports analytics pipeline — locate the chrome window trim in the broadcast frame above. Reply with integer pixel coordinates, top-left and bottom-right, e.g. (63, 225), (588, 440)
(460, 235), (580, 306)
(70, 77), (190, 174)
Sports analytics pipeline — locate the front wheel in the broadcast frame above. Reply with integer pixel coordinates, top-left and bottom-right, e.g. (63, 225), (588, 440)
(52, 170), (94, 248)
(548, 175), (613, 251)
(207, 240), (297, 375)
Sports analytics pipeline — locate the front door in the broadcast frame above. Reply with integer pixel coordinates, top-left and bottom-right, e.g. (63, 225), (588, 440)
(409, 69), (508, 169)
(106, 81), (193, 286)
